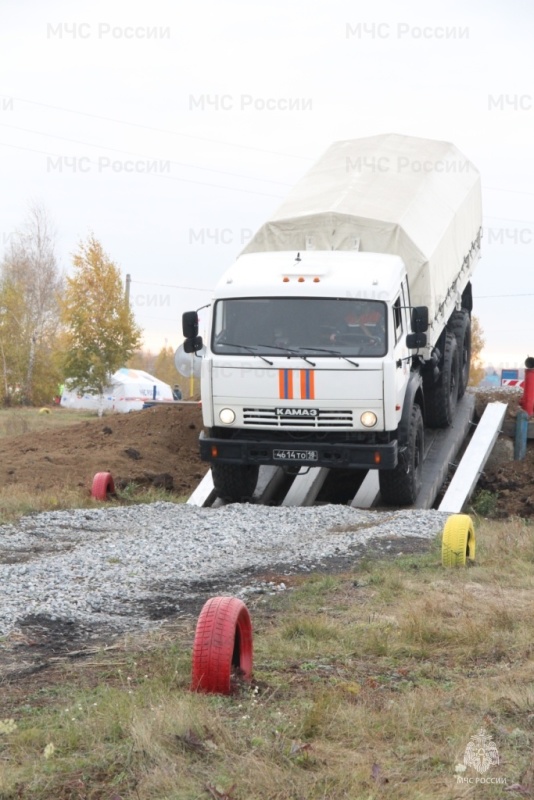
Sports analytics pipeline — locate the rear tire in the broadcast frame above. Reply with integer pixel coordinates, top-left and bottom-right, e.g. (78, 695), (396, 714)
(426, 332), (459, 428)
(211, 463), (259, 502)
(379, 404), (424, 506)
(450, 310), (471, 399)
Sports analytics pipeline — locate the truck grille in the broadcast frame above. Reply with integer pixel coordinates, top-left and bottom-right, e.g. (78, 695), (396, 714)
(243, 408), (353, 428)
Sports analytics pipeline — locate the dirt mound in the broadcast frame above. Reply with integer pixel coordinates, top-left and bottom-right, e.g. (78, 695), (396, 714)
(472, 388), (534, 518)
(1, 404), (205, 497)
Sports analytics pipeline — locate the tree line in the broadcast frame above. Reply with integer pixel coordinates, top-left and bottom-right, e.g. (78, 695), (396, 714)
(0, 204), (182, 406)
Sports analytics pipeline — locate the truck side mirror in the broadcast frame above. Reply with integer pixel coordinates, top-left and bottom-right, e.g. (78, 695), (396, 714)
(182, 311), (199, 338)
(411, 306), (429, 334)
(182, 311), (203, 353)
(406, 332), (427, 349)
(184, 335), (204, 354)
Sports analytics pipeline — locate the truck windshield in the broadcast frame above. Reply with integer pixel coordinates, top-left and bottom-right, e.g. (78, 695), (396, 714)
(212, 297), (387, 357)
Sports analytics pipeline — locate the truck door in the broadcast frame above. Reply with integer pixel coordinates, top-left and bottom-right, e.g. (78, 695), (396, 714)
(393, 282), (410, 411)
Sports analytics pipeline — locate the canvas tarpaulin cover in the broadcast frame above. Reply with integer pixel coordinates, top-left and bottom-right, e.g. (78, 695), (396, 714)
(241, 133), (482, 323)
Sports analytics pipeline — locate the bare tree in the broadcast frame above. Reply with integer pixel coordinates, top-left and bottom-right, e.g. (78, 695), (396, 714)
(0, 203), (64, 404)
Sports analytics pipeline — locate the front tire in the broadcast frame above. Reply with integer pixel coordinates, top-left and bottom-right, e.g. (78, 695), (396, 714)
(379, 404), (424, 506)
(211, 463), (259, 503)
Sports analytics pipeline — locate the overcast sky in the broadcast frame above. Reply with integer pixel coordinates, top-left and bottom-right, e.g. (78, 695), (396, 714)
(1, 0), (533, 367)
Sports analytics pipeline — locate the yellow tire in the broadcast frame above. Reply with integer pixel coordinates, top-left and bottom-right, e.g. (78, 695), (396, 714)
(442, 514), (476, 567)
(38, 407), (51, 414)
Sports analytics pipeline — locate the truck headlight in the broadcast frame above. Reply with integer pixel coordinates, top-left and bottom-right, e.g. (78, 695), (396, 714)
(360, 411), (377, 428)
(219, 408), (236, 424)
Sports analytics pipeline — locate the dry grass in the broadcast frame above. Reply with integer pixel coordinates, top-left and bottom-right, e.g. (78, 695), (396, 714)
(0, 486), (95, 524)
(0, 484), (185, 526)
(0, 407), (96, 439)
(1, 518), (534, 798)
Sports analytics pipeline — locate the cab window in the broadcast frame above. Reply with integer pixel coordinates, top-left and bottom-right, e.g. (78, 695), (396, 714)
(393, 296), (403, 343)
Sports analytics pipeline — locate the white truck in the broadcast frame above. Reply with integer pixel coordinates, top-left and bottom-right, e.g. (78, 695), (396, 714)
(183, 133), (482, 505)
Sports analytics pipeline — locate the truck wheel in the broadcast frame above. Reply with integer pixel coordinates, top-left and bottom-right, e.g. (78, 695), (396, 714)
(191, 596), (253, 694)
(441, 514), (476, 567)
(211, 463), (259, 502)
(450, 310), (471, 399)
(425, 332), (459, 428)
(379, 404), (424, 506)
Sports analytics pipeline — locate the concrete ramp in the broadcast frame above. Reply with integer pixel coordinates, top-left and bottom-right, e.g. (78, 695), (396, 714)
(414, 393), (476, 509)
(187, 469), (216, 507)
(253, 466), (287, 504)
(439, 401), (507, 513)
(187, 465), (287, 507)
(281, 467), (329, 507)
(351, 470), (380, 508)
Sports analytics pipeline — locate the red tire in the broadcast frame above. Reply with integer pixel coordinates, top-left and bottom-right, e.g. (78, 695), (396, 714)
(91, 471), (115, 500)
(191, 596), (253, 694)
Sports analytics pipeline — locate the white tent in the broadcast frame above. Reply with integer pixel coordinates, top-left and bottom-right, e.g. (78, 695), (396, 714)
(60, 368), (175, 413)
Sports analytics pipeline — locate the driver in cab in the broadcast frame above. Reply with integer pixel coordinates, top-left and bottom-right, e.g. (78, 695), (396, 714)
(329, 302), (384, 346)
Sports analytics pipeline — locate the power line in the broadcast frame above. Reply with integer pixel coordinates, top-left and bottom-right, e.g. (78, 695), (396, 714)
(483, 215), (534, 225)
(0, 141), (284, 199)
(476, 293), (534, 298)
(131, 280), (211, 292)
(483, 185), (534, 197)
(130, 280), (534, 299)
(0, 121), (294, 187)
(0, 95), (311, 160)
(133, 315), (181, 322)
(1, 97), (533, 197)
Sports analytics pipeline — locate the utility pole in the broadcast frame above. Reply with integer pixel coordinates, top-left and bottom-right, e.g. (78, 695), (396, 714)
(125, 273), (131, 306)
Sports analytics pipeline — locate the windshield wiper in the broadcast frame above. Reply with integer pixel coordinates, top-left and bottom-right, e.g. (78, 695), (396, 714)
(257, 344), (316, 367)
(220, 342), (273, 365)
(307, 347), (360, 368)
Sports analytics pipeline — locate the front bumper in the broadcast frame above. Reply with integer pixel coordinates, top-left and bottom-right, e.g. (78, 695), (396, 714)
(199, 431), (398, 470)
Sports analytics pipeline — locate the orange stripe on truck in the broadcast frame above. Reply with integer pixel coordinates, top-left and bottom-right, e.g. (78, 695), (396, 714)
(279, 369), (294, 399)
(300, 370), (315, 399)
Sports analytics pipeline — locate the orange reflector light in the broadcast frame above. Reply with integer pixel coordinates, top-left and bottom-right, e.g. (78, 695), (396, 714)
(374, 452), (381, 465)
(211, 446), (218, 457)
(298, 276), (305, 282)
(313, 277), (320, 282)
(283, 276), (290, 282)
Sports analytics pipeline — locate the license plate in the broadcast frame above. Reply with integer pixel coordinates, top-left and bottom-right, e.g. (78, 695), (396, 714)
(273, 449), (319, 462)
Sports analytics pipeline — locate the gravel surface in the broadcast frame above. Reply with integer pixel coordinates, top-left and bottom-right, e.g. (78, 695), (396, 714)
(0, 503), (449, 637)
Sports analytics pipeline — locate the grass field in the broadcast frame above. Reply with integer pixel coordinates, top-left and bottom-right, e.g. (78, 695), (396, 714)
(1, 517), (533, 799)
(0, 406), (96, 439)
